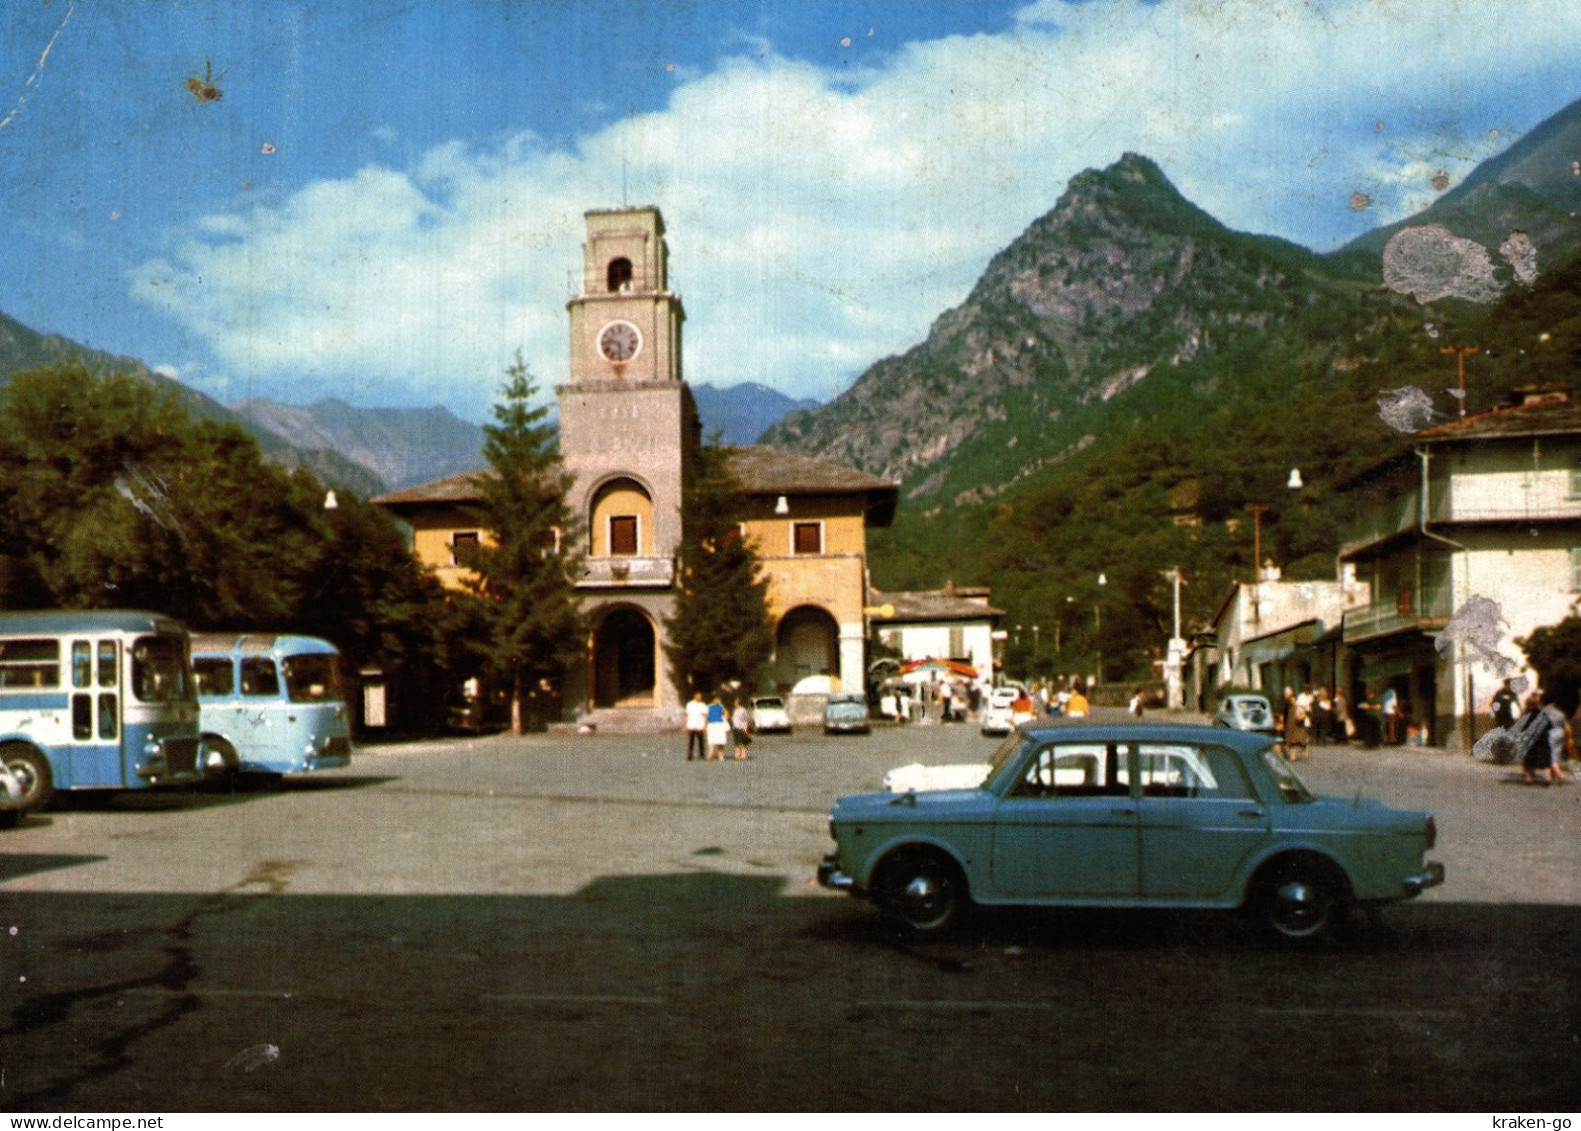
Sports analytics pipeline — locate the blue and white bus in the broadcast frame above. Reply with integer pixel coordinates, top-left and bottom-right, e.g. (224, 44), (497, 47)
(0, 609), (201, 810)
(190, 633), (353, 776)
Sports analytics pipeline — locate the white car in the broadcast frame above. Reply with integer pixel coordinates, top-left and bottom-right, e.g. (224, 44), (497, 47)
(979, 685), (1026, 736)
(750, 695), (792, 734)
(883, 762), (993, 793)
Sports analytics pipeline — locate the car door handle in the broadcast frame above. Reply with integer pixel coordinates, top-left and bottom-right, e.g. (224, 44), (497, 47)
(1111, 807), (1136, 818)
(1238, 809), (1265, 819)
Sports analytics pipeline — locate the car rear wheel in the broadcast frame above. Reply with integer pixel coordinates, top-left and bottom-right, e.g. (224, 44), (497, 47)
(2, 744), (53, 812)
(875, 848), (967, 934)
(1255, 859), (1349, 942)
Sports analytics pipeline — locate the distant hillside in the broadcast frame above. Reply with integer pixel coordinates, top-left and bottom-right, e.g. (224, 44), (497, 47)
(1340, 96), (1581, 269)
(236, 398), (483, 490)
(762, 152), (1386, 503)
(0, 312), (386, 497)
(690, 381), (821, 445)
(759, 94), (1581, 679)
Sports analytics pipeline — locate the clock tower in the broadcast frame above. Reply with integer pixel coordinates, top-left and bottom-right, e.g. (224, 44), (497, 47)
(558, 207), (699, 716)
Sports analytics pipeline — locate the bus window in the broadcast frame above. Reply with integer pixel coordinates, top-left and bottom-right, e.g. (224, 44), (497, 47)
(73, 692), (92, 739)
(132, 635), (189, 702)
(284, 654), (342, 702)
(240, 658), (280, 697)
(73, 641), (92, 687)
(194, 658), (234, 697)
(0, 638), (60, 688)
(98, 692), (118, 739)
(98, 641), (117, 687)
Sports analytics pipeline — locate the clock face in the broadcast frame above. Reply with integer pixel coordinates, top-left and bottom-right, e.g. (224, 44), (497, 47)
(598, 320), (642, 364)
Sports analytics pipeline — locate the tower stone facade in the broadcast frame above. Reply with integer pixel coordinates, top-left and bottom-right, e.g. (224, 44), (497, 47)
(559, 208), (699, 717)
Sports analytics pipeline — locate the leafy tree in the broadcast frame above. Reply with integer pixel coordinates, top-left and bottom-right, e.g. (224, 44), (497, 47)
(664, 442), (774, 698)
(0, 359), (456, 731)
(466, 354), (584, 733)
(1518, 616), (1581, 715)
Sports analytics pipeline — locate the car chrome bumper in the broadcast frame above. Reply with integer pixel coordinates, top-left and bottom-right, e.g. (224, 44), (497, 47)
(1402, 860), (1445, 896)
(818, 853), (856, 892)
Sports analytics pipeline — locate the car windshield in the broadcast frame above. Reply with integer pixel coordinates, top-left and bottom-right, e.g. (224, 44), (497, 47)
(755, 697), (784, 709)
(1260, 751), (1316, 803)
(985, 731), (1030, 778)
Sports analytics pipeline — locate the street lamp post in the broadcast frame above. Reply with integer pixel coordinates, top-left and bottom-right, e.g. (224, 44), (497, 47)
(1094, 573), (1107, 685)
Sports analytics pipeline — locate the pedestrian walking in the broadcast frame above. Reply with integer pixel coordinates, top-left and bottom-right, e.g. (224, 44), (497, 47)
(1283, 687), (1311, 761)
(1064, 682), (1089, 719)
(705, 694), (729, 761)
(1333, 688), (1352, 744)
(731, 698), (753, 761)
(684, 691), (708, 761)
(1491, 678), (1520, 732)
(1128, 687), (1145, 719)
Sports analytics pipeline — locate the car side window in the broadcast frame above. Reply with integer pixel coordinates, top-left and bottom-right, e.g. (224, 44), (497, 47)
(1137, 743), (1254, 800)
(1011, 743), (1125, 798)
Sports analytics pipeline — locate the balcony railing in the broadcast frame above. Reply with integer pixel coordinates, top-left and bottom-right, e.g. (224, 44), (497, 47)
(1341, 582), (1455, 643)
(578, 555), (675, 588)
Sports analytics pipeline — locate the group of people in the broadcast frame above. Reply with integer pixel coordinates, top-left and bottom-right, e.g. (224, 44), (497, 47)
(1490, 678), (1570, 786)
(683, 692), (752, 761)
(876, 679), (976, 723)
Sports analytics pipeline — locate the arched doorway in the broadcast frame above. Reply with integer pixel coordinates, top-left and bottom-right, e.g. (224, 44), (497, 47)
(593, 606), (657, 707)
(777, 605), (839, 685)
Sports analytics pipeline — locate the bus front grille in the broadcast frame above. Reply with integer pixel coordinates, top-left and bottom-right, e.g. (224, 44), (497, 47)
(164, 737), (199, 776)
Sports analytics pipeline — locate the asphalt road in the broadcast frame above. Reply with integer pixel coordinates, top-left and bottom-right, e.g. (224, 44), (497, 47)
(1, 715), (1577, 1112)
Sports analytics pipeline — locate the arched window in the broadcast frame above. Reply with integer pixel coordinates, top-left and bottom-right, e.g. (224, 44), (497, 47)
(590, 477), (653, 557)
(606, 257), (633, 293)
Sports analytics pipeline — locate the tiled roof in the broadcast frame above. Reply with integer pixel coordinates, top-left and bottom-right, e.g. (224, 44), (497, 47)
(372, 447), (899, 519)
(371, 471), (491, 511)
(868, 588), (1004, 623)
(1416, 393), (1581, 442)
(721, 445), (897, 496)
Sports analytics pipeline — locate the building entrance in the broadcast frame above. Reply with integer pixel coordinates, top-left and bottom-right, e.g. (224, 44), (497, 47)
(593, 607), (657, 707)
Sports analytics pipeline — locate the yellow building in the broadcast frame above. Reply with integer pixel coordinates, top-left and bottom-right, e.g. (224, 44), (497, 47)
(375, 206), (896, 725)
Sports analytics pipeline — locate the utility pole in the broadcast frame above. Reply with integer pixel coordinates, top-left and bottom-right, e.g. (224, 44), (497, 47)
(1245, 504), (1269, 624)
(1441, 345), (1479, 417)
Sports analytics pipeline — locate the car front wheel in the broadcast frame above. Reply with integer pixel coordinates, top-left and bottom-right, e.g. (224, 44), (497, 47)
(875, 847), (967, 934)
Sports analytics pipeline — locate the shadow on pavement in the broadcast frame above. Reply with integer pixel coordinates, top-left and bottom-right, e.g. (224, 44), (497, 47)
(0, 873), (1575, 1112)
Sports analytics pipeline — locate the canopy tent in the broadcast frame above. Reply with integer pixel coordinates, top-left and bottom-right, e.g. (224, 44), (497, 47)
(898, 658), (979, 683)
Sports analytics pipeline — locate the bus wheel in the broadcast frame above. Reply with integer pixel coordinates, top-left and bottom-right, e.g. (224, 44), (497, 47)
(199, 737), (240, 785)
(2, 744), (53, 812)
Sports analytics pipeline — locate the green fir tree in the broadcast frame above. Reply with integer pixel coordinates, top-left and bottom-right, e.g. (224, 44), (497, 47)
(664, 444), (773, 698)
(466, 353), (584, 732)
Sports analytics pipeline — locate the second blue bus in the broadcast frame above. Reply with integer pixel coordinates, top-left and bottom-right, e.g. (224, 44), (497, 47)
(190, 633), (354, 777)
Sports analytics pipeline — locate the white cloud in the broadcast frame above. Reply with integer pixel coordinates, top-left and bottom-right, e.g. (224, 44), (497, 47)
(133, 0), (1581, 418)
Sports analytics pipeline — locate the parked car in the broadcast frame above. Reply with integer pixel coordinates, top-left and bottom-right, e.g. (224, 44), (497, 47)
(1213, 694), (1278, 735)
(979, 686), (1022, 736)
(818, 723), (1443, 941)
(823, 693), (871, 735)
(750, 695), (792, 734)
(0, 761), (24, 827)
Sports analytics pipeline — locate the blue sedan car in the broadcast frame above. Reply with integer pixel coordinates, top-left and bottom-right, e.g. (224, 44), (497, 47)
(818, 723), (1442, 941)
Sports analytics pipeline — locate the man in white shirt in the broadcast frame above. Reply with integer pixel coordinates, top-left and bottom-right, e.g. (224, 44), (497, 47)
(684, 692), (709, 761)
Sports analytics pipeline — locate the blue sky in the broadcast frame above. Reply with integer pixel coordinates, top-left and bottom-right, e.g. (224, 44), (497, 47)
(2, 0), (1578, 423)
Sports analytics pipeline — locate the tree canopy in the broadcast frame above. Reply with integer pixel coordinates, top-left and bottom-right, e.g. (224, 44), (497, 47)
(0, 359), (451, 729)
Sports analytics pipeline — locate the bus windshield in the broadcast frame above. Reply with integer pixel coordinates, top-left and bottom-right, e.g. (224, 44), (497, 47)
(283, 653), (344, 703)
(132, 635), (192, 702)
